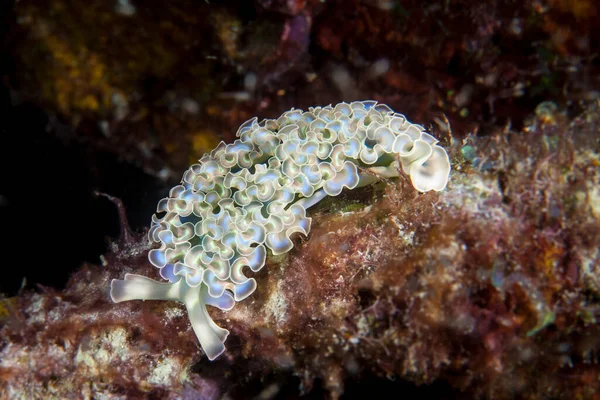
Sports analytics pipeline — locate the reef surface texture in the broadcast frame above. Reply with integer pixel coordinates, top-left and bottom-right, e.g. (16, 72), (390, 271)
(1, 101), (599, 399)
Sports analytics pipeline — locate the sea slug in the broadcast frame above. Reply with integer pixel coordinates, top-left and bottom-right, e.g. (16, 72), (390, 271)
(110, 100), (451, 360)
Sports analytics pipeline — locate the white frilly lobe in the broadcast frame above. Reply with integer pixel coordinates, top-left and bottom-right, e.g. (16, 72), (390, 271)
(110, 100), (451, 360)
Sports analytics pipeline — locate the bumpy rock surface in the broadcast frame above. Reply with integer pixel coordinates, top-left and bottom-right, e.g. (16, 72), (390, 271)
(1, 101), (599, 399)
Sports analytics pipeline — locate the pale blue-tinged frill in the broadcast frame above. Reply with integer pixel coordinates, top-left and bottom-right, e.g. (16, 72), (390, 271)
(111, 100), (451, 361)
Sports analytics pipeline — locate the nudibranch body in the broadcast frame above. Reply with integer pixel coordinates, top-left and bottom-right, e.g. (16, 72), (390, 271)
(110, 101), (451, 360)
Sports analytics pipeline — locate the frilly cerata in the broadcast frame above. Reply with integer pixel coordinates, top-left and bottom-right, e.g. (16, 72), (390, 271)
(110, 100), (451, 360)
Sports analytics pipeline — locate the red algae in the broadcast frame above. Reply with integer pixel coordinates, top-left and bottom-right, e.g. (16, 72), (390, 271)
(2, 102), (600, 399)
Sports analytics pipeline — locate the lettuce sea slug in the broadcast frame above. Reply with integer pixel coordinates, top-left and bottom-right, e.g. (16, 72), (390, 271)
(110, 101), (451, 360)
